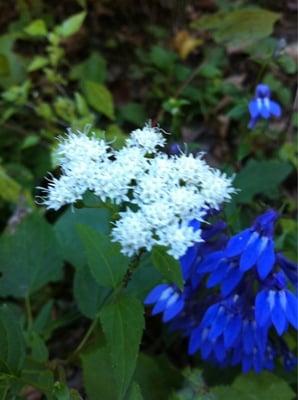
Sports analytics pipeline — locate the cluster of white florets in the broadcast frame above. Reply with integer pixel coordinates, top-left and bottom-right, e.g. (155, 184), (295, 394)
(41, 124), (235, 259)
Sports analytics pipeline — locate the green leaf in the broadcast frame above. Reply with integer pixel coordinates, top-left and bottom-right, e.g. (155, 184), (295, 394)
(55, 207), (110, 270)
(149, 46), (177, 72)
(134, 354), (182, 400)
(73, 267), (110, 319)
(192, 8), (281, 47)
(28, 56), (49, 72)
(70, 52), (107, 84)
(120, 103), (146, 126)
(0, 304), (25, 374)
(82, 345), (118, 400)
(100, 295), (145, 400)
(77, 225), (129, 288)
(24, 19), (47, 36)
(126, 382), (143, 400)
(56, 12), (86, 38)
(20, 360), (54, 397)
(0, 165), (22, 203)
(83, 80), (115, 119)
(151, 246), (183, 289)
(0, 54), (9, 75)
(32, 301), (54, 336)
(212, 371), (295, 400)
(234, 159), (292, 203)
(26, 331), (48, 363)
(0, 213), (63, 298)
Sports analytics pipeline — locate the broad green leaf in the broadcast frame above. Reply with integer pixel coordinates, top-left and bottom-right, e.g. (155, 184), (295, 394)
(234, 159), (292, 203)
(20, 360), (54, 398)
(83, 80), (115, 119)
(212, 371), (295, 400)
(192, 8), (281, 47)
(24, 19), (47, 36)
(73, 267), (110, 319)
(77, 225), (129, 289)
(0, 213), (63, 298)
(151, 246), (183, 289)
(0, 35), (26, 88)
(55, 207), (110, 270)
(28, 56), (49, 72)
(0, 304), (25, 374)
(82, 345), (118, 400)
(0, 166), (21, 203)
(134, 354), (182, 400)
(70, 52), (107, 84)
(56, 12), (86, 38)
(0, 54), (9, 75)
(126, 382), (143, 400)
(100, 295), (145, 400)
(149, 46), (177, 72)
(32, 300), (54, 336)
(26, 331), (48, 363)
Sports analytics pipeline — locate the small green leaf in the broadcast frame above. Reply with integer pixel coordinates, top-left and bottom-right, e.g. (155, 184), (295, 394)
(212, 371), (295, 400)
(0, 54), (9, 75)
(83, 80), (115, 119)
(0, 304), (25, 374)
(0, 166), (21, 203)
(73, 267), (110, 319)
(70, 52), (107, 84)
(234, 159), (292, 203)
(28, 56), (48, 72)
(56, 12), (86, 38)
(52, 382), (71, 400)
(0, 213), (63, 298)
(82, 345), (118, 400)
(26, 331), (48, 363)
(24, 19), (47, 36)
(100, 295), (145, 400)
(77, 225), (129, 288)
(151, 246), (183, 289)
(120, 103), (146, 126)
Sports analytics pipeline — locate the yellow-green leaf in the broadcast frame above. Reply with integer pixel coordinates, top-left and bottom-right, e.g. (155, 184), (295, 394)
(83, 80), (115, 119)
(24, 19), (48, 36)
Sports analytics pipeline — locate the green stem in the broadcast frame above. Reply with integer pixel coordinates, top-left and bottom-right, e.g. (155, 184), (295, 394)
(25, 294), (33, 330)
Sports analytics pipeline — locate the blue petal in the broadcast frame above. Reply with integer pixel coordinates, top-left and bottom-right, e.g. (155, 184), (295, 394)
(163, 298), (184, 322)
(253, 351), (262, 373)
(271, 294), (287, 335)
(214, 338), (226, 362)
(196, 251), (225, 273)
(255, 290), (271, 327)
(242, 354), (253, 373)
(285, 291), (298, 329)
(201, 340), (212, 359)
(225, 229), (252, 257)
(224, 314), (242, 348)
(208, 308), (228, 340)
(248, 117), (258, 129)
(240, 232), (262, 272)
(221, 268), (243, 296)
(260, 103), (270, 119)
(188, 326), (201, 354)
(249, 99), (260, 118)
(144, 284), (170, 304)
(180, 245), (197, 280)
(256, 239), (275, 280)
(206, 262), (229, 288)
(269, 100), (282, 117)
(200, 304), (219, 327)
(243, 321), (255, 354)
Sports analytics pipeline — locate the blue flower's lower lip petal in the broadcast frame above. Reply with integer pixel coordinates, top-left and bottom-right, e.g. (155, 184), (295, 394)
(224, 314), (242, 348)
(206, 262), (229, 288)
(242, 321), (255, 354)
(271, 295), (287, 335)
(144, 283), (170, 304)
(269, 100), (282, 117)
(221, 268), (243, 296)
(196, 251), (224, 273)
(208, 308), (228, 340)
(225, 228), (252, 257)
(256, 239), (275, 280)
(214, 339), (226, 362)
(249, 99), (260, 118)
(285, 291), (298, 329)
(255, 290), (271, 326)
(260, 104), (270, 119)
(152, 299), (168, 315)
(239, 233), (261, 271)
(162, 298), (184, 322)
(188, 325), (201, 355)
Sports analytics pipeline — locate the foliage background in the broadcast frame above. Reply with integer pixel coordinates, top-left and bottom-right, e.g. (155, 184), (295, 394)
(0, 0), (296, 399)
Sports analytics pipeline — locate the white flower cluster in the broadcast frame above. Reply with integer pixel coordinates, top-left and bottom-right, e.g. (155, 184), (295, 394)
(41, 124), (235, 259)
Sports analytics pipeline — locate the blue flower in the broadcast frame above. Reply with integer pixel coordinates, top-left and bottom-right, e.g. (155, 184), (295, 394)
(248, 83), (282, 128)
(144, 284), (184, 322)
(255, 271), (298, 335)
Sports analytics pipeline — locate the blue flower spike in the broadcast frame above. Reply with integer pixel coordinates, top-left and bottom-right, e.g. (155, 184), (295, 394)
(248, 83), (282, 128)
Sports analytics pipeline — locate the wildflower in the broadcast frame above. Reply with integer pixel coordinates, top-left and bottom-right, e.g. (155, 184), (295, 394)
(248, 83), (282, 128)
(42, 125), (235, 259)
(144, 284), (184, 322)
